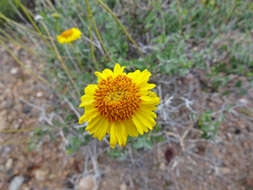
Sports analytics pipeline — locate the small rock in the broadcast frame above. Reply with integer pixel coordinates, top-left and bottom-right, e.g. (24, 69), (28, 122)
(0, 111), (7, 130)
(6, 158), (13, 170)
(78, 176), (96, 190)
(10, 67), (19, 75)
(9, 176), (24, 190)
(20, 185), (30, 190)
(22, 105), (31, 114)
(159, 162), (166, 170)
(239, 98), (248, 105)
(220, 167), (231, 175)
(34, 169), (49, 181)
(120, 183), (127, 190)
(36, 92), (43, 98)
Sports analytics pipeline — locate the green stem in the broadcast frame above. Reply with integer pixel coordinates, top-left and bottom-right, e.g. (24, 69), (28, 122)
(96, 0), (144, 58)
(16, 0), (50, 48)
(88, 1), (112, 62)
(71, 43), (85, 72)
(176, 0), (182, 34)
(225, 0), (237, 23)
(85, 0), (99, 70)
(0, 13), (49, 42)
(41, 22), (81, 97)
(0, 127), (36, 133)
(0, 28), (38, 58)
(17, 0), (40, 33)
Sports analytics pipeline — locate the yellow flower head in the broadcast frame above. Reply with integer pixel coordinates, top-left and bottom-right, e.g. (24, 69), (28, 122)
(79, 64), (160, 148)
(57, 28), (81, 44)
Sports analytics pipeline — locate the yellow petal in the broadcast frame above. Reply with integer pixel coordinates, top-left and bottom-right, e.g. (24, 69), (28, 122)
(79, 95), (94, 107)
(132, 107), (156, 134)
(132, 115), (145, 135)
(102, 69), (113, 78)
(88, 118), (103, 134)
(57, 35), (65, 44)
(139, 83), (156, 94)
(92, 118), (109, 141)
(140, 104), (159, 111)
(90, 118), (109, 141)
(110, 123), (117, 148)
(125, 120), (138, 137)
(128, 69), (151, 86)
(139, 105), (157, 118)
(84, 84), (97, 95)
(112, 122), (122, 146)
(85, 115), (102, 132)
(95, 69), (113, 82)
(57, 28), (81, 44)
(136, 111), (156, 130)
(117, 122), (127, 146)
(78, 114), (87, 124)
(127, 70), (141, 82)
(79, 107), (98, 124)
(113, 63), (125, 76)
(140, 95), (160, 105)
(94, 72), (104, 82)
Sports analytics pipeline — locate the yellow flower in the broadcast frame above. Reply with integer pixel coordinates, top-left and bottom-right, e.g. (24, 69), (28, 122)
(57, 28), (81, 44)
(79, 64), (160, 148)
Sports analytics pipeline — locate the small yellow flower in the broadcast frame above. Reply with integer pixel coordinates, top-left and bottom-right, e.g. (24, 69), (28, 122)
(57, 28), (81, 44)
(79, 64), (160, 148)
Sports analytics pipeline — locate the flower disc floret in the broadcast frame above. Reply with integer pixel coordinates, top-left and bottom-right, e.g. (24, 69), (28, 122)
(94, 75), (141, 122)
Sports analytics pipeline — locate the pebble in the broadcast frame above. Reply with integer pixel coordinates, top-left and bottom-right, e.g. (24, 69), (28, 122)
(78, 176), (96, 190)
(0, 111), (7, 130)
(120, 183), (127, 190)
(36, 92), (43, 98)
(10, 67), (19, 75)
(34, 169), (49, 181)
(22, 105), (31, 114)
(20, 185), (30, 190)
(159, 162), (166, 170)
(220, 167), (231, 175)
(239, 98), (248, 105)
(5, 158), (13, 170)
(9, 176), (24, 190)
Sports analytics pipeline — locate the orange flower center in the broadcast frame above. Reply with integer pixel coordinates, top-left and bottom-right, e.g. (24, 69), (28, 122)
(61, 29), (73, 38)
(94, 75), (141, 122)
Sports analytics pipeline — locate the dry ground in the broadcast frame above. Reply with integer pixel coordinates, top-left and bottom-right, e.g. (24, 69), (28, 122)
(0, 44), (253, 190)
